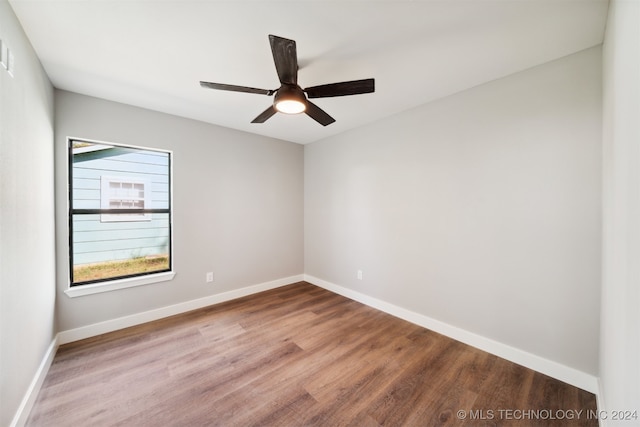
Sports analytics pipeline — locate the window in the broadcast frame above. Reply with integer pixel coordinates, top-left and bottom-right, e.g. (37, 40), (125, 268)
(68, 139), (172, 288)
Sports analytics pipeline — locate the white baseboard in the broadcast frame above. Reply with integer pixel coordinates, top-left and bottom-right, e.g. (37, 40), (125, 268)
(304, 274), (599, 394)
(10, 336), (59, 427)
(596, 378), (606, 427)
(58, 274), (304, 345)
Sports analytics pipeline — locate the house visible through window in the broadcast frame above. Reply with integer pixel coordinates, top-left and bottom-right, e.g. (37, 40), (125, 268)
(69, 139), (172, 286)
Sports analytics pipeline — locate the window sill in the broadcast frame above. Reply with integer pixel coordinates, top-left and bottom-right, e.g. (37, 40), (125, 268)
(65, 271), (176, 298)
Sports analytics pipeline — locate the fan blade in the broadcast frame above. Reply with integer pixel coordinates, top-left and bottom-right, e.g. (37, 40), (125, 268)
(305, 78), (375, 99)
(269, 35), (298, 85)
(305, 101), (335, 126)
(251, 105), (277, 123)
(200, 81), (275, 96)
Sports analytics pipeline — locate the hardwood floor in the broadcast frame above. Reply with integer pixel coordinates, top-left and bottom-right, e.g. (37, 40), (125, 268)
(27, 282), (597, 426)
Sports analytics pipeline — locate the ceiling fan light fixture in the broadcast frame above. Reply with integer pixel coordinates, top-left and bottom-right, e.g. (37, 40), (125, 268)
(275, 99), (306, 114)
(274, 84), (306, 114)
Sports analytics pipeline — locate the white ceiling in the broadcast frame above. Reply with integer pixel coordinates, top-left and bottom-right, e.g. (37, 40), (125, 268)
(9, 0), (608, 144)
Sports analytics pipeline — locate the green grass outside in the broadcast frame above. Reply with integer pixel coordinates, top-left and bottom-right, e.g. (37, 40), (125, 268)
(74, 255), (169, 283)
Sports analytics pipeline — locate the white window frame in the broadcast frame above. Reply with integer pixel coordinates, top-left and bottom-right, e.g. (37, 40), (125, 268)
(66, 137), (174, 297)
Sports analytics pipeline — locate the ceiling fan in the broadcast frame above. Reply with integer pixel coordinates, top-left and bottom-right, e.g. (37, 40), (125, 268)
(200, 35), (375, 126)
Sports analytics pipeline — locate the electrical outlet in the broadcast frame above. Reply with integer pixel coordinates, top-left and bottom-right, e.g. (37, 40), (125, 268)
(206, 272), (214, 283)
(357, 270), (363, 280)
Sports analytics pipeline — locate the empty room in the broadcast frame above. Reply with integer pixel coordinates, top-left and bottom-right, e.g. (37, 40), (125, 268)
(1, 0), (638, 426)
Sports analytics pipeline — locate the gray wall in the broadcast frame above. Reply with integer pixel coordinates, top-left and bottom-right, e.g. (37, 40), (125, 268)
(305, 47), (602, 375)
(600, 0), (640, 419)
(55, 90), (304, 331)
(0, 1), (56, 425)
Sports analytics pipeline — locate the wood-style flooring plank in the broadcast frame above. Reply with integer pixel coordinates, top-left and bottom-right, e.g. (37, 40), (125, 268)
(26, 282), (598, 426)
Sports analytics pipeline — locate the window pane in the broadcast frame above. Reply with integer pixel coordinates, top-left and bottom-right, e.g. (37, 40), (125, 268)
(73, 141), (170, 211)
(72, 213), (170, 283)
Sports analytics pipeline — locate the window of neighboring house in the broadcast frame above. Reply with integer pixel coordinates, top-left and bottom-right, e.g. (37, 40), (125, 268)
(68, 139), (173, 290)
(100, 176), (152, 222)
